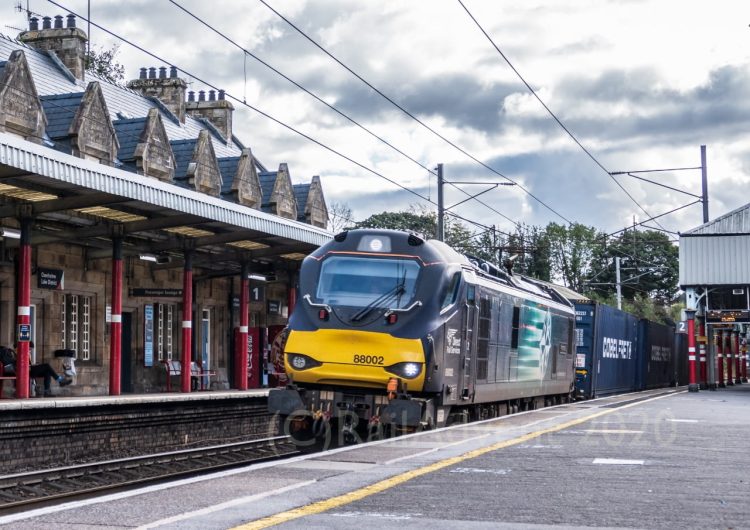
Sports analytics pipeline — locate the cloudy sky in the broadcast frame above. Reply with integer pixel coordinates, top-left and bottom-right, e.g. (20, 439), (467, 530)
(9, 1), (750, 237)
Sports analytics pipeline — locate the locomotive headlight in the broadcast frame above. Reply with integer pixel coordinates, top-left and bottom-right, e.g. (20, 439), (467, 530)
(385, 362), (422, 379)
(287, 353), (321, 371)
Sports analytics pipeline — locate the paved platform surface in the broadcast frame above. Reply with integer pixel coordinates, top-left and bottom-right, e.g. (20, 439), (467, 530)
(0, 388), (269, 410)
(3, 385), (749, 529)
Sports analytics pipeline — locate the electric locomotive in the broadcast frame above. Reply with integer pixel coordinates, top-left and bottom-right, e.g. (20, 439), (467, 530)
(269, 229), (576, 442)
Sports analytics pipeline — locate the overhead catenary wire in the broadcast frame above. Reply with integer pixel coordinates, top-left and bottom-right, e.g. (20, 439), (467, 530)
(45, 0), (523, 240)
(455, 0), (673, 235)
(256, 0), (573, 226)
(45, 1), (440, 209)
(167, 0), (522, 231)
(0, 77), (358, 231)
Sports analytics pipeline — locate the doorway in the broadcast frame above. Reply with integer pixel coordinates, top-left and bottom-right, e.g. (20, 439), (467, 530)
(121, 312), (133, 393)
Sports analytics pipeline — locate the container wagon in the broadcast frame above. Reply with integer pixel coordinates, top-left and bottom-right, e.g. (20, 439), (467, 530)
(637, 319), (676, 390)
(574, 301), (639, 399)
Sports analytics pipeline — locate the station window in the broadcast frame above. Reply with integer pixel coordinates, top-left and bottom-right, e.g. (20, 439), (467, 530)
(61, 294), (92, 361)
(156, 304), (178, 361)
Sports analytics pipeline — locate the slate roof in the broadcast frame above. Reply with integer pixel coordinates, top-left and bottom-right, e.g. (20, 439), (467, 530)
(293, 183), (310, 220)
(258, 171), (277, 212)
(170, 139), (197, 180)
(40, 92), (83, 139)
(0, 34), (243, 159)
(218, 157), (240, 196)
(113, 117), (147, 161)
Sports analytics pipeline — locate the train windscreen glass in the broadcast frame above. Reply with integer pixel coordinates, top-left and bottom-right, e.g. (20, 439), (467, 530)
(316, 256), (419, 308)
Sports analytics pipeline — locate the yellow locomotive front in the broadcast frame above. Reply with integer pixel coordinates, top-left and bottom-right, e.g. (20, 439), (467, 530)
(284, 232), (428, 393)
(268, 229), (465, 442)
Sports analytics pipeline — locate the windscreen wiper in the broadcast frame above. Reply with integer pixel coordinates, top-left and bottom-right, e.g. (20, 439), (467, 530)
(350, 283), (405, 322)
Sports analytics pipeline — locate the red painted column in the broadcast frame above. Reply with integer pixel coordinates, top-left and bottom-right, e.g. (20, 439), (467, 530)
(238, 264), (249, 391)
(717, 331), (726, 388)
(109, 237), (123, 396)
(698, 320), (708, 390)
(743, 330), (748, 382)
(733, 331), (742, 384)
(15, 219), (32, 399)
(687, 310), (699, 392)
(181, 251), (193, 393)
(726, 332), (735, 386)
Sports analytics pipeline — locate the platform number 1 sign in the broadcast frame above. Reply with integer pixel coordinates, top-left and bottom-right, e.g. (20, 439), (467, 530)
(251, 285), (265, 302)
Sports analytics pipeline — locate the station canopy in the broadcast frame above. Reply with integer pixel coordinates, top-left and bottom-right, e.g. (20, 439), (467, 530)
(0, 133), (331, 274)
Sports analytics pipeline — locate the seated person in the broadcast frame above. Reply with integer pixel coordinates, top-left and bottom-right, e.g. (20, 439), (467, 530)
(0, 343), (72, 397)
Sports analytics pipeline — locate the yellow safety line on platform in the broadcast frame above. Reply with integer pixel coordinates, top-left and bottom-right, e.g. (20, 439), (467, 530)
(234, 391), (681, 530)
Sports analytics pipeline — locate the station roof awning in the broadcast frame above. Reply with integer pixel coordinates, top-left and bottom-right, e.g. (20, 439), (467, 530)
(0, 132), (331, 273)
(680, 202), (750, 287)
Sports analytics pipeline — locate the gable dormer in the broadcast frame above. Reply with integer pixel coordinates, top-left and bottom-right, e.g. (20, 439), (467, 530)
(259, 163), (297, 220)
(69, 81), (119, 164)
(172, 130), (221, 196)
(132, 109), (176, 181)
(219, 148), (262, 207)
(0, 50), (47, 143)
(295, 175), (328, 228)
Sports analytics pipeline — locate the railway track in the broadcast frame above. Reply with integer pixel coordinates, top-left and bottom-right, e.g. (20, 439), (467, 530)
(0, 435), (297, 513)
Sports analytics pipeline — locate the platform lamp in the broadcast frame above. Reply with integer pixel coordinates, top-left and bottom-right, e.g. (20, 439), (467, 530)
(686, 308), (699, 392)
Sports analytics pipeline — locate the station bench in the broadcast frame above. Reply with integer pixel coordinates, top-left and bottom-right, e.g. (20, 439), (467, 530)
(0, 364), (15, 398)
(0, 367), (40, 398)
(161, 360), (216, 391)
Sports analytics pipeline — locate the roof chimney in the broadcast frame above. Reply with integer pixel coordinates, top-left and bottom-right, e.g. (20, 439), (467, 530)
(19, 13), (88, 80)
(186, 87), (234, 143)
(126, 64), (187, 123)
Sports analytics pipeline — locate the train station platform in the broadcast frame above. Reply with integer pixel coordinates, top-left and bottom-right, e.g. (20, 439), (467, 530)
(3, 385), (749, 529)
(0, 388), (269, 411)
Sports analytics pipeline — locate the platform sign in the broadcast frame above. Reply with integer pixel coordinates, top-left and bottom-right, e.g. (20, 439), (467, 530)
(131, 288), (182, 297)
(18, 323), (30, 342)
(677, 321), (687, 333)
(268, 299), (281, 314)
(37, 268), (64, 290)
(706, 310), (750, 323)
(251, 285), (265, 302)
(144, 304), (154, 367)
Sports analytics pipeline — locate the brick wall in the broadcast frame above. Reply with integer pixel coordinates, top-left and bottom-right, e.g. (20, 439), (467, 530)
(0, 397), (279, 474)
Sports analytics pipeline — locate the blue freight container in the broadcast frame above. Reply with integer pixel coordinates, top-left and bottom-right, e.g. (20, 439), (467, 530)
(674, 332), (689, 386)
(574, 302), (640, 398)
(637, 320), (676, 390)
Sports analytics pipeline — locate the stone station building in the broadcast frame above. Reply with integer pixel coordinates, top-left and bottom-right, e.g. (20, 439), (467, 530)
(0, 15), (331, 397)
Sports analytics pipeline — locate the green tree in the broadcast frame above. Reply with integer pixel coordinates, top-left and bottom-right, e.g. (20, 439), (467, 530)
(354, 207), (479, 254)
(85, 44), (125, 85)
(327, 201), (353, 233)
(545, 222), (602, 292)
(588, 291), (675, 325)
(588, 229), (678, 302)
(504, 224), (551, 281)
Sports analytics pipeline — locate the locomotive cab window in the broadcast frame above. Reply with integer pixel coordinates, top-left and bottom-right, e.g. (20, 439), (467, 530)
(466, 284), (476, 305)
(441, 272), (461, 310)
(316, 256), (420, 308)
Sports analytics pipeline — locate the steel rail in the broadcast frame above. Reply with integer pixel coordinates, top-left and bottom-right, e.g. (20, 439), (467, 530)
(0, 435), (297, 512)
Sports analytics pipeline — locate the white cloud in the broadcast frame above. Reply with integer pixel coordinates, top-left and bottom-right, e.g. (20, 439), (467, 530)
(14, 0), (750, 235)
